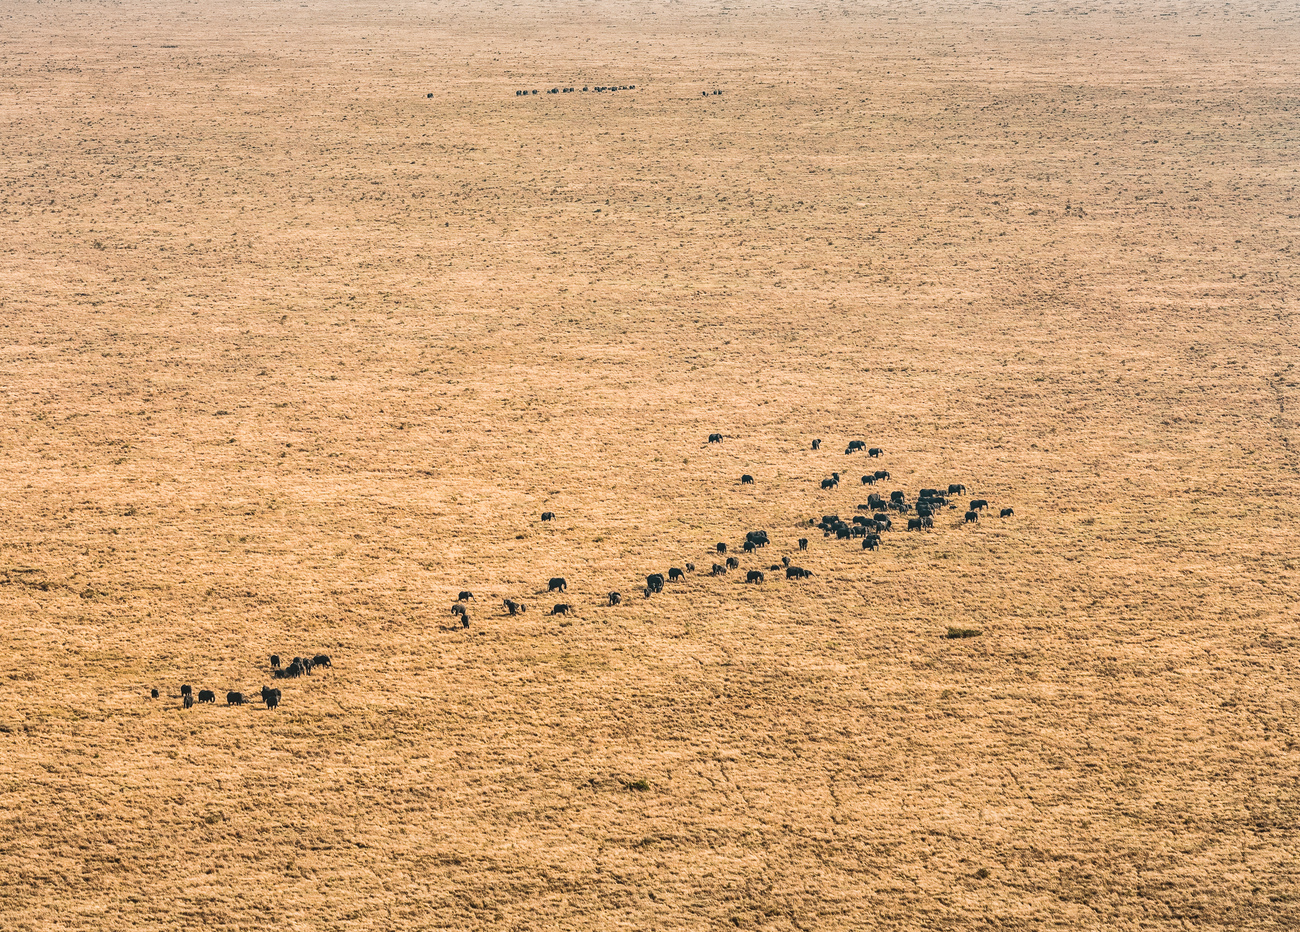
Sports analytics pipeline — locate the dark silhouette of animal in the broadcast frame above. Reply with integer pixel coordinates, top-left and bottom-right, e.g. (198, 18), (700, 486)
(717, 542), (727, 554)
(811, 439), (821, 450)
(261, 686), (280, 709)
(541, 512), (555, 521)
(668, 567), (685, 582)
(198, 690), (216, 704)
(227, 691), (245, 706)
(907, 518), (923, 531)
(711, 563), (726, 576)
(917, 504), (934, 519)
(608, 591), (621, 606)
(183, 693), (194, 709)
(863, 535), (880, 550)
(686, 563), (695, 572)
(548, 577), (567, 592)
(869, 447), (884, 457)
(457, 590), (474, 601)
(861, 474), (876, 484)
(646, 573), (665, 593)
(821, 478), (836, 490)
(846, 440), (866, 453)
(868, 493), (886, 509)
(874, 514), (892, 530)
(302, 658), (314, 675)
(965, 510), (979, 523)
(1001, 507), (1015, 518)
(643, 587), (652, 598)
(746, 531), (769, 548)
(726, 557), (739, 569)
(549, 603), (572, 616)
(313, 654), (331, 668)
(853, 515), (870, 526)
(461, 614), (470, 629)
(890, 490), (906, 504)
(743, 540), (756, 553)
(746, 570), (764, 583)
(922, 515), (934, 528)
(150, 688), (158, 699)
(708, 433), (723, 443)
(741, 474), (754, 484)
(798, 538), (808, 550)
(503, 598), (525, 615)
(181, 684), (192, 697)
(971, 499), (989, 511)
(451, 604), (467, 617)
(786, 566), (812, 579)
(949, 484), (966, 495)
(270, 655), (280, 669)
(874, 470), (890, 480)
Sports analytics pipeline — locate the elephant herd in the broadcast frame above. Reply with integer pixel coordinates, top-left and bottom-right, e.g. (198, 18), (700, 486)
(158, 652), (332, 711)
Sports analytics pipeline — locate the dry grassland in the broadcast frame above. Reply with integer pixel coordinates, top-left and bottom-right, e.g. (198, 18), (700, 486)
(0, 0), (1297, 928)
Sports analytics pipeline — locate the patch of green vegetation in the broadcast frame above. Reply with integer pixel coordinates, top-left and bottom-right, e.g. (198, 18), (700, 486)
(945, 627), (982, 639)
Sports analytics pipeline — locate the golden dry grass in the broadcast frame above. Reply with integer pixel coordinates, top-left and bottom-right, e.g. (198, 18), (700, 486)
(1, 0), (1297, 928)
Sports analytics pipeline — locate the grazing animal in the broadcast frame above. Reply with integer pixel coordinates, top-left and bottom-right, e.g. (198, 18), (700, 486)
(711, 563), (726, 576)
(874, 514), (892, 531)
(183, 693), (194, 709)
(922, 515), (934, 528)
(821, 478), (836, 490)
(608, 591), (621, 606)
(743, 540), (756, 553)
(270, 655), (280, 669)
(548, 577), (567, 592)
(302, 658), (314, 675)
(745, 570), (764, 584)
(227, 691), (245, 706)
(907, 518), (923, 531)
(181, 684), (192, 697)
(948, 484), (966, 495)
(503, 598), (525, 615)
(811, 439), (822, 450)
(746, 530), (769, 548)
(786, 566), (812, 579)
(198, 690), (216, 704)
(646, 573), (665, 593)
(668, 567), (685, 582)
(686, 563), (695, 572)
(741, 474), (754, 484)
(965, 510), (979, 523)
(799, 538), (808, 550)
(861, 474), (876, 485)
(863, 534), (880, 550)
(1001, 507), (1015, 518)
(869, 447), (884, 457)
(917, 504), (934, 519)
(708, 433), (723, 443)
(726, 557), (740, 569)
(451, 603), (467, 617)
(971, 499), (989, 511)
(846, 440), (866, 453)
(890, 490), (906, 503)
(461, 614), (470, 629)
(874, 469), (890, 480)
(781, 556), (791, 567)
(717, 542), (727, 554)
(868, 493), (886, 509)
(643, 587), (652, 599)
(541, 511), (555, 521)
(549, 603), (572, 616)
(150, 688), (158, 699)
(261, 686), (280, 709)
(312, 654), (331, 668)
(458, 590), (474, 601)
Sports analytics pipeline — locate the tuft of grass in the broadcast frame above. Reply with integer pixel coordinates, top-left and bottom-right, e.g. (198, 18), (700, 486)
(945, 627), (982, 639)
(621, 778), (651, 792)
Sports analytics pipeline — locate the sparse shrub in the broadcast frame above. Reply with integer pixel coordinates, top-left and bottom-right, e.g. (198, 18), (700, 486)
(622, 778), (650, 791)
(945, 627), (981, 639)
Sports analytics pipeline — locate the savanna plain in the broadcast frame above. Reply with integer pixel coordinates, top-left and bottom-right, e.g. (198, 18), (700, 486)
(0, 0), (1297, 928)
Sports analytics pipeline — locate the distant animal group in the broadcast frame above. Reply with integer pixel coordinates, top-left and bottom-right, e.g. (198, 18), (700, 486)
(516, 85), (636, 97)
(156, 652), (332, 710)
(443, 434), (1015, 624)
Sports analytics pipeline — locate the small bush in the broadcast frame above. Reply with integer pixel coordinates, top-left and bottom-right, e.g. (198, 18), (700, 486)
(622, 778), (650, 792)
(945, 627), (981, 639)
